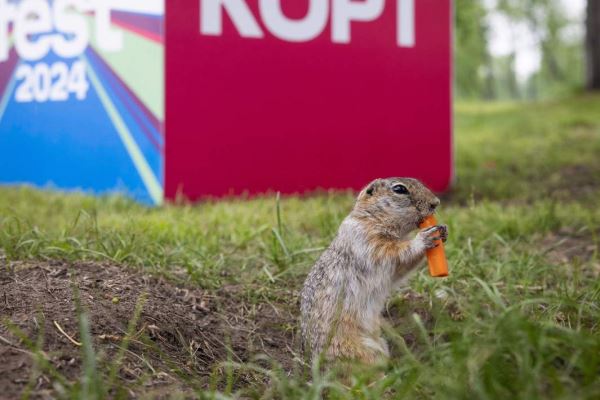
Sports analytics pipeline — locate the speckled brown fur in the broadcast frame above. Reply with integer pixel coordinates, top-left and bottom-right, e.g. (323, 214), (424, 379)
(300, 178), (448, 365)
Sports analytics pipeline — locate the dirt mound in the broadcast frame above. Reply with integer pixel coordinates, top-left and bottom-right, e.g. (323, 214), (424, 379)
(0, 262), (298, 398)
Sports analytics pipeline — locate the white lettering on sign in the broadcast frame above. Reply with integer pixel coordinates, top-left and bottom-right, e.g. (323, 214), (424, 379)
(0, 0), (15, 64)
(14, 0), (54, 61)
(53, 0), (90, 58)
(0, 0), (125, 103)
(260, 0), (328, 42)
(331, 0), (384, 44)
(15, 60), (89, 103)
(397, 0), (414, 47)
(0, 0), (123, 62)
(199, 0), (415, 47)
(201, 0), (264, 38)
(94, 1), (123, 52)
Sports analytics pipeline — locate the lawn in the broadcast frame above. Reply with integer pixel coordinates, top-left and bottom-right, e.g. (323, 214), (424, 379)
(1, 95), (599, 399)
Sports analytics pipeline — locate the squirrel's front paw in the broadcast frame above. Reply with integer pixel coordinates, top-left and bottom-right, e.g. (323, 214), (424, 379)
(415, 225), (447, 250)
(437, 225), (448, 243)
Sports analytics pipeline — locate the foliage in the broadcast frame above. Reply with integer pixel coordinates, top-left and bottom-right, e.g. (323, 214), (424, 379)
(454, 0), (494, 99)
(454, 0), (585, 99)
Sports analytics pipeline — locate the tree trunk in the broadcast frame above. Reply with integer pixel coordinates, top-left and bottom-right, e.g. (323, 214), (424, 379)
(541, 41), (565, 82)
(586, 0), (600, 90)
(507, 52), (520, 99)
(482, 33), (496, 100)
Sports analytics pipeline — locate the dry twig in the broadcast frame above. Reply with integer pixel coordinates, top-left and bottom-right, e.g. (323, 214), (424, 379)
(53, 320), (81, 347)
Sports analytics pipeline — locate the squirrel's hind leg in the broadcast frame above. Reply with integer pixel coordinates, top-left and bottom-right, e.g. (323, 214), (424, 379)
(325, 322), (388, 365)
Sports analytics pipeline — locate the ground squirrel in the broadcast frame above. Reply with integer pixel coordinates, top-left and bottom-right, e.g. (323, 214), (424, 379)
(300, 177), (448, 365)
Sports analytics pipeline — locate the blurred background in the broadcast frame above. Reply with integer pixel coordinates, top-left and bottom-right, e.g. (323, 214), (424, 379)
(1, 0), (597, 202)
(456, 0), (597, 99)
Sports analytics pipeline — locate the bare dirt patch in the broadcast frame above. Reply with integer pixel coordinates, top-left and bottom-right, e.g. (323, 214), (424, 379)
(542, 228), (599, 266)
(547, 164), (600, 202)
(0, 262), (298, 399)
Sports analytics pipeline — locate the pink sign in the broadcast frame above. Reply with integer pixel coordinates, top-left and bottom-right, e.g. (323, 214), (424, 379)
(165, 0), (452, 200)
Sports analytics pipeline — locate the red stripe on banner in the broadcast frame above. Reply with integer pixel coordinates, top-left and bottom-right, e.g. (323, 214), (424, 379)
(0, 48), (19, 97)
(111, 19), (163, 43)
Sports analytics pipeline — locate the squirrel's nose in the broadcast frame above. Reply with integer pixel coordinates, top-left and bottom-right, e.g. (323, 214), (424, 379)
(429, 197), (440, 211)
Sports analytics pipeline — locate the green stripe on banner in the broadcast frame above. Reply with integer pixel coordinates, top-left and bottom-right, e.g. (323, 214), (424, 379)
(83, 54), (164, 205)
(88, 18), (164, 121)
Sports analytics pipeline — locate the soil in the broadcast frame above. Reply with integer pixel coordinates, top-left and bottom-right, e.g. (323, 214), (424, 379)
(547, 163), (600, 202)
(542, 228), (599, 268)
(0, 262), (298, 399)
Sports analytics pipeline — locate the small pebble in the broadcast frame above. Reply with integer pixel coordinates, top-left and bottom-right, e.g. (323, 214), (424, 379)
(112, 297), (120, 304)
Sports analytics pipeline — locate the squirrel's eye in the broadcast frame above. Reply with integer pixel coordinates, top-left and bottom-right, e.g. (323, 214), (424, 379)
(392, 184), (409, 195)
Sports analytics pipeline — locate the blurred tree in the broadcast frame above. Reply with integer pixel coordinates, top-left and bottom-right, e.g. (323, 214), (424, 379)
(454, 0), (495, 99)
(587, 0), (600, 89)
(490, 54), (520, 99)
(496, 0), (583, 98)
(535, 1), (584, 97)
(454, 0), (585, 99)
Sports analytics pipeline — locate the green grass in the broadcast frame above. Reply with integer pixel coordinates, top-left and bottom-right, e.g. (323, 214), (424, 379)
(1, 95), (600, 399)
(453, 95), (600, 203)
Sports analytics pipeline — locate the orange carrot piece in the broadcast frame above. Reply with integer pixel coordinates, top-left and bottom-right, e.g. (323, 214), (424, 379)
(419, 215), (449, 277)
